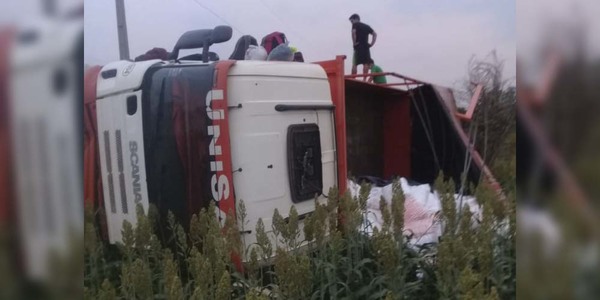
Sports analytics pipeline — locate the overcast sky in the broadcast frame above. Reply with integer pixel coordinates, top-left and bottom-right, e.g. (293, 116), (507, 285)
(84, 0), (516, 88)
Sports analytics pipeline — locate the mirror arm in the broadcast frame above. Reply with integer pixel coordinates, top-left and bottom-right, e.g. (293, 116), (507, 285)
(202, 40), (210, 63)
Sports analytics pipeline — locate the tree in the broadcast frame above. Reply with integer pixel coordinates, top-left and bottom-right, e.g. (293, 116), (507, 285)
(464, 51), (516, 185)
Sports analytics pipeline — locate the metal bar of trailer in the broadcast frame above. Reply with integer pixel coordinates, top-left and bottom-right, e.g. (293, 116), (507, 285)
(346, 73), (418, 83)
(455, 84), (483, 122)
(345, 72), (395, 78)
(381, 82), (422, 87)
(346, 72), (426, 83)
(389, 72), (426, 84)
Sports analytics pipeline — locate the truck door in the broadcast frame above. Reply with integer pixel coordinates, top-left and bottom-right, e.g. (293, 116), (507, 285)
(226, 62), (337, 256)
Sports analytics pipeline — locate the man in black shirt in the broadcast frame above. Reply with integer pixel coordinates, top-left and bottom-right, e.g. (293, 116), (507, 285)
(349, 14), (377, 79)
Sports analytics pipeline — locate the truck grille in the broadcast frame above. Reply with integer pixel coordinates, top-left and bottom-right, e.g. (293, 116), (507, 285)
(38, 119), (54, 234)
(115, 130), (128, 214)
(103, 130), (116, 213)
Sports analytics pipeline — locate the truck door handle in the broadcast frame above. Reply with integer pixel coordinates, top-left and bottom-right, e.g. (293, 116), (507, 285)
(275, 104), (335, 112)
(284, 212), (312, 223)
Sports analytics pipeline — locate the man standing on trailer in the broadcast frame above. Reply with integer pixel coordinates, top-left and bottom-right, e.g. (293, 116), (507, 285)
(349, 13), (377, 79)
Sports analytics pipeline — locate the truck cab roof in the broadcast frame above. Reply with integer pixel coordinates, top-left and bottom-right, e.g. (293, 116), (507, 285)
(97, 59), (327, 99)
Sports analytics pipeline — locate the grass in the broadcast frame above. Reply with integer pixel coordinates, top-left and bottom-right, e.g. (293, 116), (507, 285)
(83, 173), (515, 300)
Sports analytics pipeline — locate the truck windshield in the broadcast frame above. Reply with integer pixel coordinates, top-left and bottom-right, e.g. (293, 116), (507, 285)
(141, 65), (216, 227)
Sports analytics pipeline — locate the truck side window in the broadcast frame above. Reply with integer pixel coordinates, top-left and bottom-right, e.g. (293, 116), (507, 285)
(287, 124), (323, 202)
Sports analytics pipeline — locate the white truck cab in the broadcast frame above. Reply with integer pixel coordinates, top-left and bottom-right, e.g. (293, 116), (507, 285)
(95, 58), (336, 253)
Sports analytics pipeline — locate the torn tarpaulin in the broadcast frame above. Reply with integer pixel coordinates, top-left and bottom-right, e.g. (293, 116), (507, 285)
(348, 178), (482, 246)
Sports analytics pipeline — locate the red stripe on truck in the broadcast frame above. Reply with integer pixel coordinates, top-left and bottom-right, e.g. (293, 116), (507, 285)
(211, 61), (237, 218)
(212, 60), (243, 272)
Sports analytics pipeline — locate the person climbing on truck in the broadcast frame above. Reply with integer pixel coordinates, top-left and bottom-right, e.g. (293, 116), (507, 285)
(349, 13), (377, 79)
(367, 59), (387, 84)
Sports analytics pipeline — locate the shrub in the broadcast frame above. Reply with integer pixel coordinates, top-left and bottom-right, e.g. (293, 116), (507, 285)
(84, 173), (515, 299)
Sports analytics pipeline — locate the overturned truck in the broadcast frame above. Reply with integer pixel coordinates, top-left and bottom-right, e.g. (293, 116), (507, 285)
(83, 26), (500, 263)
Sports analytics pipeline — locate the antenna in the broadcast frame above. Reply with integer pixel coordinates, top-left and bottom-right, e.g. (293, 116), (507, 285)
(115, 0), (130, 60)
(43, 0), (56, 16)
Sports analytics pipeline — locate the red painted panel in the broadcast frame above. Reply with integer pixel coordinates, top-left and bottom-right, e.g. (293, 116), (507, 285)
(315, 56), (348, 193)
(0, 29), (13, 226)
(83, 66), (102, 210)
(383, 95), (411, 178)
(212, 61), (238, 218)
(83, 65), (110, 240)
(213, 60), (245, 272)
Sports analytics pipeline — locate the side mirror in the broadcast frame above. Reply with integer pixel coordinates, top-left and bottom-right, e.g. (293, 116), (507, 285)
(211, 26), (232, 44)
(173, 29), (212, 51)
(170, 25), (232, 62)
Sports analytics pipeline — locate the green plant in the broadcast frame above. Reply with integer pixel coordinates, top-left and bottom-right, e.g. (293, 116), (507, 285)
(83, 169), (515, 300)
